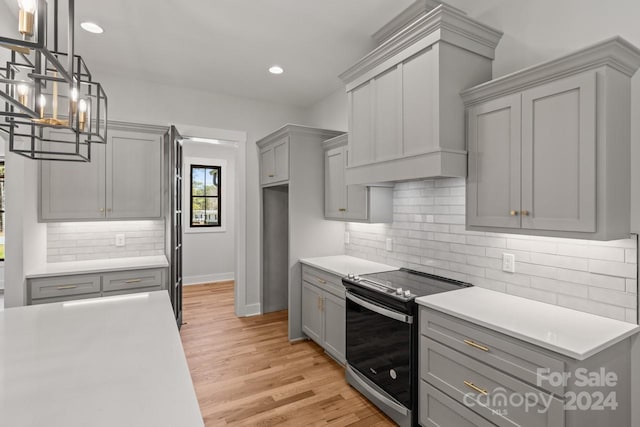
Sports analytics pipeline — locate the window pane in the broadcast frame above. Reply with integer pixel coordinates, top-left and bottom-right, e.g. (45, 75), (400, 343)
(205, 198), (219, 225)
(192, 167), (205, 196)
(206, 168), (219, 196)
(192, 197), (206, 225)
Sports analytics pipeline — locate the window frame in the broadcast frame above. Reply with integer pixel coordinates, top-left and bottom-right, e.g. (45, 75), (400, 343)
(189, 164), (222, 228)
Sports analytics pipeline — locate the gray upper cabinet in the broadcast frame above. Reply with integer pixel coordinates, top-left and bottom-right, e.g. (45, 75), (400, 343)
(464, 37), (640, 240)
(339, 3), (502, 185)
(323, 134), (393, 223)
(107, 130), (163, 218)
(40, 123), (165, 221)
(259, 136), (289, 186)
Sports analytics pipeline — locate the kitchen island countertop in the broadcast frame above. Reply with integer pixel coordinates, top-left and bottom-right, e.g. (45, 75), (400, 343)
(0, 291), (203, 427)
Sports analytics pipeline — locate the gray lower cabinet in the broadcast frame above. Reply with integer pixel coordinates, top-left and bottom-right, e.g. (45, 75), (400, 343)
(301, 265), (346, 364)
(40, 123), (165, 221)
(28, 267), (166, 305)
(419, 307), (632, 427)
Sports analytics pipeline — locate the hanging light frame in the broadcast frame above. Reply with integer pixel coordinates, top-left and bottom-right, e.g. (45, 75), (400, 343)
(0, 0), (108, 162)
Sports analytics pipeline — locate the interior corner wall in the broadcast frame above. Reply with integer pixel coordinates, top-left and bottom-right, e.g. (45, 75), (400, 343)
(303, 88), (348, 132)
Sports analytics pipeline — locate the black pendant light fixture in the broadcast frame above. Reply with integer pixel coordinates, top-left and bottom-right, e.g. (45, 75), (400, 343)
(0, 0), (108, 161)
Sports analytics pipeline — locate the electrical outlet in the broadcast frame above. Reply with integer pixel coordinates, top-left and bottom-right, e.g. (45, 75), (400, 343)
(344, 232), (350, 245)
(115, 233), (126, 247)
(385, 238), (393, 252)
(502, 253), (515, 273)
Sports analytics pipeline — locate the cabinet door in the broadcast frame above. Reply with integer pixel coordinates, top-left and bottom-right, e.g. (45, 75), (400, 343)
(374, 66), (402, 161)
(272, 137), (289, 183)
(260, 145), (275, 185)
(323, 291), (346, 364)
(106, 129), (162, 219)
(403, 47), (436, 156)
(325, 147), (346, 219)
(302, 281), (323, 345)
(348, 81), (374, 166)
(521, 72), (596, 232)
(40, 135), (106, 221)
(344, 147), (368, 221)
(467, 94), (521, 228)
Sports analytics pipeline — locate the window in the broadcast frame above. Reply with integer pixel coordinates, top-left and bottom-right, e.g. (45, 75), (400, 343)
(190, 164), (221, 227)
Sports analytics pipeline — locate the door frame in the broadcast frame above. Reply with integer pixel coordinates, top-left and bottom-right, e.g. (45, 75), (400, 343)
(173, 123), (249, 317)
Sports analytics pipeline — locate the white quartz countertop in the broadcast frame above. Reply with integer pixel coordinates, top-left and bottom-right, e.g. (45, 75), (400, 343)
(416, 287), (640, 360)
(0, 291), (203, 427)
(300, 255), (398, 277)
(25, 255), (170, 278)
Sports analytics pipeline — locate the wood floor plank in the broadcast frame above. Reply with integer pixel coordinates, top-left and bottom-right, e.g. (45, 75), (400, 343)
(180, 282), (395, 426)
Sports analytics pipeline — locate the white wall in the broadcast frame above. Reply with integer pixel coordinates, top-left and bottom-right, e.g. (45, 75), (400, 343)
(304, 88), (348, 131)
(182, 142), (236, 285)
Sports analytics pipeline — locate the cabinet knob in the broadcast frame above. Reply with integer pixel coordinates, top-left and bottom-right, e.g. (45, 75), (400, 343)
(509, 210), (518, 216)
(338, 208), (347, 212)
(99, 208), (105, 213)
(107, 208), (112, 212)
(521, 210), (530, 216)
(268, 174), (275, 178)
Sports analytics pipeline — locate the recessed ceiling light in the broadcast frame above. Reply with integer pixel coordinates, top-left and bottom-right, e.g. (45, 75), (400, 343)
(80, 22), (104, 34)
(269, 65), (284, 75)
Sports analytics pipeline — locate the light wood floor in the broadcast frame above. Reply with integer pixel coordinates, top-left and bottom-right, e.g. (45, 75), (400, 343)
(180, 282), (395, 426)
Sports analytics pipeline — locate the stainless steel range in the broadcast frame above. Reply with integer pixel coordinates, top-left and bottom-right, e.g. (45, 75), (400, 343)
(342, 268), (472, 427)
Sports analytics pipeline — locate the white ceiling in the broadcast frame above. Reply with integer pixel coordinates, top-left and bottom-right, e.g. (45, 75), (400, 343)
(66, 0), (415, 107)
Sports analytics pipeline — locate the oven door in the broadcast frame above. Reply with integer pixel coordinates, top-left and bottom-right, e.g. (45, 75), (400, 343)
(345, 291), (413, 408)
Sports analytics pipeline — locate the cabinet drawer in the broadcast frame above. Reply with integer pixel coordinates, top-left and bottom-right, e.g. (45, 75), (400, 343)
(29, 274), (102, 301)
(103, 286), (162, 297)
(420, 380), (495, 427)
(302, 265), (344, 298)
(420, 308), (565, 396)
(102, 269), (163, 292)
(421, 337), (564, 427)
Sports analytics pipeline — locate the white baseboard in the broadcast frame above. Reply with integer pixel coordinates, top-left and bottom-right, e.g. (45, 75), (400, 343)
(243, 303), (261, 317)
(183, 272), (234, 286)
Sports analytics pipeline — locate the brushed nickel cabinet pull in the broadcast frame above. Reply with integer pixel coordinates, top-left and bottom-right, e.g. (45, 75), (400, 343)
(464, 381), (488, 396)
(510, 210), (518, 216)
(317, 278), (327, 284)
(339, 208), (347, 212)
(268, 174), (275, 178)
(317, 296), (322, 311)
(125, 279), (142, 284)
(57, 285), (77, 290)
(464, 339), (489, 352)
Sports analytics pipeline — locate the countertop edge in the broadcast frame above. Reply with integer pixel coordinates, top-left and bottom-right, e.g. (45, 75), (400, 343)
(418, 301), (640, 361)
(25, 257), (170, 279)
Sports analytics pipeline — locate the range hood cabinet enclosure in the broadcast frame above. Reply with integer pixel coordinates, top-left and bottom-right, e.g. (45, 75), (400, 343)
(339, 2), (502, 186)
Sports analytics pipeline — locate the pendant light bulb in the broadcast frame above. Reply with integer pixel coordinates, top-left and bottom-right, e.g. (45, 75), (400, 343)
(78, 99), (88, 131)
(17, 83), (29, 105)
(38, 94), (46, 119)
(18, 0), (36, 13)
(17, 0), (36, 36)
(70, 87), (79, 102)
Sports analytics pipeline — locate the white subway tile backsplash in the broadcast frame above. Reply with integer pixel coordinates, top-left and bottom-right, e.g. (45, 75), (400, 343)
(346, 177), (638, 323)
(47, 220), (165, 263)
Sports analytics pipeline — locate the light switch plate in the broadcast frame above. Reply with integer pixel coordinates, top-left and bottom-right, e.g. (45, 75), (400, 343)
(502, 253), (515, 273)
(385, 238), (393, 252)
(115, 233), (126, 247)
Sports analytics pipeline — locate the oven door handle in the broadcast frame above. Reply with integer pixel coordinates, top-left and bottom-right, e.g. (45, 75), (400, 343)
(346, 292), (413, 324)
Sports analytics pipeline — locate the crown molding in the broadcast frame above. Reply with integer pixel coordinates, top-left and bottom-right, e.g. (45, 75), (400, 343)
(256, 124), (343, 147)
(107, 120), (168, 134)
(461, 36), (640, 106)
(322, 133), (348, 150)
(339, 4), (502, 85)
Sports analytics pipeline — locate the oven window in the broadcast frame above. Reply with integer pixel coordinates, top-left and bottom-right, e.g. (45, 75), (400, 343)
(346, 295), (412, 407)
